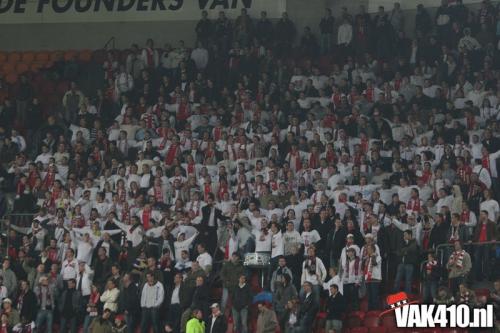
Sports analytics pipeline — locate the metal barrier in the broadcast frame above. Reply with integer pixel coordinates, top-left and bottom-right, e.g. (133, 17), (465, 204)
(418, 240), (500, 298)
(435, 240), (500, 267)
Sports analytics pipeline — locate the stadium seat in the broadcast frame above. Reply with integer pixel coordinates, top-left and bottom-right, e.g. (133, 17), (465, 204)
(366, 310), (382, 318)
(477, 295), (488, 305)
(5, 73), (18, 84)
(49, 51), (62, 62)
(421, 328), (442, 333)
(64, 50), (77, 61)
(1, 63), (15, 74)
(21, 52), (35, 63)
(381, 314), (397, 328)
(79, 50), (93, 62)
(347, 315), (363, 328)
(360, 298), (369, 312)
(30, 63), (43, 72)
(474, 288), (489, 298)
(369, 327), (386, 333)
(7, 52), (21, 63)
(349, 311), (366, 320)
(363, 316), (380, 328)
(15, 62), (29, 74)
(35, 51), (50, 63)
(351, 327), (368, 333)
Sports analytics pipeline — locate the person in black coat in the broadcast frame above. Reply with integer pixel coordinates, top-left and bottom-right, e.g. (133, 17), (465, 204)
(118, 273), (141, 333)
(326, 218), (347, 267)
(191, 276), (209, 319)
(231, 275), (253, 333)
(200, 193), (225, 254)
(297, 282), (318, 332)
(15, 280), (37, 322)
(205, 303), (227, 333)
(58, 279), (82, 333)
(429, 213), (450, 249)
(325, 284), (346, 333)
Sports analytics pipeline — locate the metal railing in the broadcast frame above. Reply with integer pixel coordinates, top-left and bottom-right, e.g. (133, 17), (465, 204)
(435, 240), (500, 267)
(418, 240), (500, 296)
(103, 36), (116, 50)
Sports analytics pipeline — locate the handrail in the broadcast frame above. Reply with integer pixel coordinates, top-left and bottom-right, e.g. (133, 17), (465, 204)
(103, 36), (116, 50)
(435, 240), (500, 262)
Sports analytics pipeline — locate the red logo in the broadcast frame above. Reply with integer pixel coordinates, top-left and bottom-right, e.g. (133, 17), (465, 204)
(380, 292), (419, 317)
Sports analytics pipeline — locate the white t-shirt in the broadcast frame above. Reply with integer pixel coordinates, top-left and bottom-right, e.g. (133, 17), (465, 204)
(196, 252), (213, 272)
(480, 199), (499, 222)
(271, 231), (284, 258)
(301, 230), (321, 254)
(253, 230), (272, 252)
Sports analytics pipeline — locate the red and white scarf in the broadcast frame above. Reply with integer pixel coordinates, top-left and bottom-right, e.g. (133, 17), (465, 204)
(425, 260), (437, 274)
(407, 198), (421, 212)
(142, 209), (152, 230)
(154, 186), (164, 203)
(344, 257), (360, 281)
(448, 250), (465, 269)
(164, 144), (179, 165)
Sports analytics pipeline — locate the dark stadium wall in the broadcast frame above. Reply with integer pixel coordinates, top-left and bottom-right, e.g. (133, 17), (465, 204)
(0, 0), (482, 51)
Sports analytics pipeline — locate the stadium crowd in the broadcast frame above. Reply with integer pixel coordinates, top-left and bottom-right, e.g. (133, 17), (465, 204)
(0, 0), (500, 332)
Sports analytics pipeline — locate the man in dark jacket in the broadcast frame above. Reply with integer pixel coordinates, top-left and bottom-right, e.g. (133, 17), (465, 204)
(232, 275), (252, 333)
(297, 282), (318, 332)
(393, 230), (419, 294)
(206, 303), (227, 333)
(473, 211), (498, 281)
(220, 252), (245, 311)
(16, 279), (37, 322)
(326, 218), (347, 267)
(58, 278), (82, 333)
(429, 213), (450, 249)
(118, 273), (140, 333)
(191, 276), (209, 319)
(92, 247), (112, 291)
(446, 213), (469, 244)
(200, 193), (225, 253)
(325, 284), (346, 333)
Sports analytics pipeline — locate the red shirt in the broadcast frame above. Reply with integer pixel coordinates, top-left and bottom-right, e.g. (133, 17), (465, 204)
(478, 223), (488, 242)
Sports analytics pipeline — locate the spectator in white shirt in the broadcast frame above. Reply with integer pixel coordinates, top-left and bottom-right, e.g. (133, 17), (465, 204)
(140, 272), (164, 333)
(190, 42), (209, 71)
(195, 243), (213, 274)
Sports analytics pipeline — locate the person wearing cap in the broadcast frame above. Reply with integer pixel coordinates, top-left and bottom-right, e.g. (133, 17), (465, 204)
(185, 309), (205, 333)
(112, 313), (127, 333)
(34, 275), (55, 333)
(206, 303), (226, 333)
(2, 298), (20, 327)
(88, 308), (113, 333)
